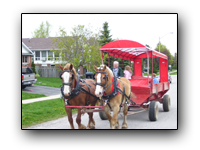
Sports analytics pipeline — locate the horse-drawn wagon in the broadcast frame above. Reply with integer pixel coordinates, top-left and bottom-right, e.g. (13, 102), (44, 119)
(59, 40), (170, 129)
(98, 40), (170, 122)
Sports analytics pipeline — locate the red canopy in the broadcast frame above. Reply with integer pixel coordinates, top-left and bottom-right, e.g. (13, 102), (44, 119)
(100, 40), (167, 60)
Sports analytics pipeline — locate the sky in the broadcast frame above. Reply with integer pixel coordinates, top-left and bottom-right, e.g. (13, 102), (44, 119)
(22, 14), (177, 55)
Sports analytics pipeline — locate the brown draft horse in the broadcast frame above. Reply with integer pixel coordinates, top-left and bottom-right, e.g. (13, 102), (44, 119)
(94, 64), (135, 129)
(59, 63), (98, 129)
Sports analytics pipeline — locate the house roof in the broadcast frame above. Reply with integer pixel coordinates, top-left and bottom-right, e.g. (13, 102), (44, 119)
(22, 42), (34, 55)
(22, 37), (57, 50)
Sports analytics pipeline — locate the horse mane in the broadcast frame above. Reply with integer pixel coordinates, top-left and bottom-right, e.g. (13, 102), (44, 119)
(98, 64), (113, 78)
(105, 66), (113, 78)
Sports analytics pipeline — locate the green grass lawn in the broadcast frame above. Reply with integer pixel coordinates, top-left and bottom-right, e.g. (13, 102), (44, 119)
(22, 92), (46, 100)
(34, 77), (62, 88)
(143, 70), (177, 76)
(170, 72), (177, 75)
(22, 98), (77, 128)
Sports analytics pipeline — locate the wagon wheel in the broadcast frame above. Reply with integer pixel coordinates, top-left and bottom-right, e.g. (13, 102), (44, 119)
(149, 101), (159, 121)
(163, 95), (170, 112)
(99, 103), (108, 120)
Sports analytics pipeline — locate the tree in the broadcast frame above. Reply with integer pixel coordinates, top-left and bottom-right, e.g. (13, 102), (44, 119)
(155, 43), (173, 65)
(99, 22), (114, 66)
(52, 25), (103, 72)
(99, 22), (113, 47)
(172, 53), (177, 69)
(31, 61), (36, 74)
(32, 21), (51, 38)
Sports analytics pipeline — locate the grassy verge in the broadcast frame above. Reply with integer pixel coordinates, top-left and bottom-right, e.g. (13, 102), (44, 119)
(170, 72), (177, 75)
(22, 98), (77, 128)
(22, 92), (46, 100)
(34, 77), (62, 88)
(143, 70), (177, 76)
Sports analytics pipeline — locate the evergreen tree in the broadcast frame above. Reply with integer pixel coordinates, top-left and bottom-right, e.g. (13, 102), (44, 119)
(99, 22), (113, 66)
(99, 22), (113, 47)
(31, 61), (36, 74)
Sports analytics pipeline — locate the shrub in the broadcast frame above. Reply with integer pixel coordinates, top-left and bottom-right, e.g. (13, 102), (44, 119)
(36, 74), (40, 77)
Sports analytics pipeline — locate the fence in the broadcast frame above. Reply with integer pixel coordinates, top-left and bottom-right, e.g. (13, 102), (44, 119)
(36, 67), (62, 78)
(35, 66), (86, 78)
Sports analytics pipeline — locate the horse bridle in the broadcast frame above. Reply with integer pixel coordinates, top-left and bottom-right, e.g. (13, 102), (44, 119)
(60, 70), (75, 88)
(94, 71), (109, 88)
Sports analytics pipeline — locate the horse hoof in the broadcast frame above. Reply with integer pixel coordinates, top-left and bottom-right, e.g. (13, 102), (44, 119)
(87, 126), (95, 129)
(122, 125), (128, 129)
(79, 124), (86, 129)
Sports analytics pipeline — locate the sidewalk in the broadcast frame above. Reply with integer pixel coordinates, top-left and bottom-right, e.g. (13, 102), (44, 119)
(22, 94), (61, 104)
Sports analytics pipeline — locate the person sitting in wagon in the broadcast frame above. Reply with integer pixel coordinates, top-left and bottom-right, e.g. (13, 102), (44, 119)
(111, 61), (123, 78)
(149, 73), (159, 87)
(124, 65), (132, 79)
(153, 73), (159, 84)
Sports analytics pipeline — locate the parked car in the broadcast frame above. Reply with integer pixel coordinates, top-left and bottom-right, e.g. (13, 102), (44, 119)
(143, 67), (150, 73)
(22, 67), (37, 89)
(85, 72), (94, 79)
(157, 73), (172, 83)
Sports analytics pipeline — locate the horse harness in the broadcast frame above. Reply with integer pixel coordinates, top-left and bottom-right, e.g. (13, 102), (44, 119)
(95, 70), (136, 111)
(60, 70), (99, 106)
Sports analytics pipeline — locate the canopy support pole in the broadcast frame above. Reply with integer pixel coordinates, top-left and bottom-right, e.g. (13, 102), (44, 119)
(108, 54), (110, 68)
(101, 51), (104, 64)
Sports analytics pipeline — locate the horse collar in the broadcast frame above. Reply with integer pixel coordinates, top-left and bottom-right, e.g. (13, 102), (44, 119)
(103, 75), (120, 97)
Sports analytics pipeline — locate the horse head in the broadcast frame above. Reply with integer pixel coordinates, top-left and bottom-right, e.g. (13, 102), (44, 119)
(94, 64), (113, 97)
(59, 63), (77, 96)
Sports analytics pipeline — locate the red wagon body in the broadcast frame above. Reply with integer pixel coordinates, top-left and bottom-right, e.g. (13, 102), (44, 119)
(99, 40), (170, 120)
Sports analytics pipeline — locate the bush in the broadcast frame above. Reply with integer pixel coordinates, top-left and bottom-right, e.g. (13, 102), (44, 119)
(31, 61), (36, 74)
(36, 74), (40, 77)
(81, 75), (86, 79)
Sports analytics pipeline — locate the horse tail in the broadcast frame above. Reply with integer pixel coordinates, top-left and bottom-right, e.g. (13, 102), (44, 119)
(130, 92), (136, 100)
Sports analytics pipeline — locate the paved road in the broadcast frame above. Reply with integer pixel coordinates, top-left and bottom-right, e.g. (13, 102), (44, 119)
(22, 85), (60, 96)
(26, 75), (177, 129)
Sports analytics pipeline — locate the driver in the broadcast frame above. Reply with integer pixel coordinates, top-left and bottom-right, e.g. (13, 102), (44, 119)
(110, 61), (123, 78)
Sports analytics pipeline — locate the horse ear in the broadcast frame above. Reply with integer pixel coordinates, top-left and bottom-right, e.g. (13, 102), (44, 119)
(69, 64), (73, 70)
(58, 64), (64, 71)
(94, 65), (98, 71)
(103, 65), (107, 71)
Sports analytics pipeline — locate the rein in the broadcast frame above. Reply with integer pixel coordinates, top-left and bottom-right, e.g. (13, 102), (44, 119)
(60, 70), (99, 106)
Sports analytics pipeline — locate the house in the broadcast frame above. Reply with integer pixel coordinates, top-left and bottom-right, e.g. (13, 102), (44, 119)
(22, 37), (63, 67)
(22, 37), (85, 76)
(22, 42), (34, 67)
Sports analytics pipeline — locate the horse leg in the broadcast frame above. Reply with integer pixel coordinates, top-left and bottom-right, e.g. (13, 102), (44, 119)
(76, 108), (86, 129)
(104, 105), (112, 127)
(122, 103), (128, 129)
(110, 105), (119, 129)
(87, 112), (95, 129)
(65, 107), (75, 129)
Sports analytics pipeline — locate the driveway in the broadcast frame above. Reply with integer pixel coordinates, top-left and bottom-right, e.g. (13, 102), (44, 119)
(22, 85), (60, 96)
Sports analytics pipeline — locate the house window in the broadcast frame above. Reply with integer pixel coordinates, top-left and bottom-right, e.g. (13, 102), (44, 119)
(54, 53), (60, 61)
(48, 51), (53, 61)
(22, 56), (28, 63)
(42, 51), (47, 61)
(35, 51), (40, 60)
